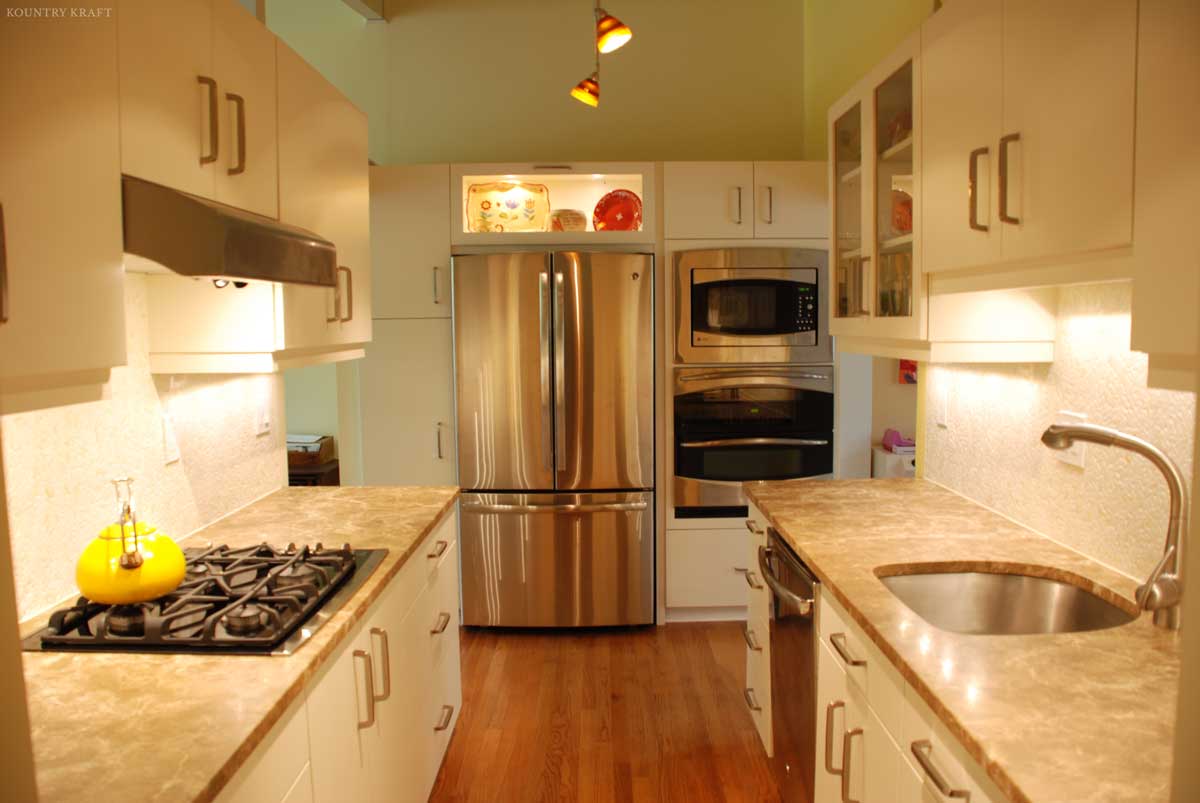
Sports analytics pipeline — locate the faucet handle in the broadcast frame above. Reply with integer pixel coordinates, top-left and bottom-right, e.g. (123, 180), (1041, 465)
(1135, 545), (1178, 611)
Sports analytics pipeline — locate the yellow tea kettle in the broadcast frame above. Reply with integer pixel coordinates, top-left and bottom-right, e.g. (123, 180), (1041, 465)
(75, 478), (186, 605)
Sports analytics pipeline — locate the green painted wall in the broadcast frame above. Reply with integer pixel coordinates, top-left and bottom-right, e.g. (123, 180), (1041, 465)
(801, 0), (931, 159)
(267, 0), (929, 164)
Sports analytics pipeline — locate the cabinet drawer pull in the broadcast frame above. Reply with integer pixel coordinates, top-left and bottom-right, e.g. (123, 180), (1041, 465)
(434, 704), (455, 731)
(743, 570), (764, 590)
(225, 92), (246, 175)
(431, 611), (452, 635)
(436, 421), (445, 460)
(339, 266), (353, 322)
(0, 202), (8, 325)
(830, 632), (866, 667)
(765, 185), (774, 224)
(325, 269), (343, 323)
(198, 75), (219, 165)
(353, 649), (375, 729)
(433, 265), (441, 304)
(734, 186), (744, 225)
(745, 519), (763, 535)
(824, 700), (845, 775)
(743, 687), (762, 712)
(368, 628), (391, 702)
(911, 740), (970, 799)
(841, 727), (863, 803)
(968, 146), (988, 231)
(427, 539), (449, 559)
(998, 132), (1020, 224)
(742, 625), (762, 651)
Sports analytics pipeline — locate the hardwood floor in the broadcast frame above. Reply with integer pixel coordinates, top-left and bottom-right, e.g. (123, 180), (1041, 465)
(429, 622), (781, 803)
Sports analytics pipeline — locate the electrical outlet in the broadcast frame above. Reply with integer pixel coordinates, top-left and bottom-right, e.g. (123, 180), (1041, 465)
(256, 404), (271, 437)
(1053, 410), (1088, 468)
(162, 411), (181, 465)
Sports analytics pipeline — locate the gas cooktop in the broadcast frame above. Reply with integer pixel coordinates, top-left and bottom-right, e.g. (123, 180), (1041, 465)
(23, 543), (388, 655)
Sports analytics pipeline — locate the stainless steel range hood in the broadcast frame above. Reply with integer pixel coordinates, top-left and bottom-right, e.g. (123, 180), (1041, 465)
(121, 175), (337, 288)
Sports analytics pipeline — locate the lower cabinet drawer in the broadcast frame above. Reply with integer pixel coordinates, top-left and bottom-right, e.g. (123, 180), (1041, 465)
(745, 636), (773, 755)
(667, 528), (752, 608)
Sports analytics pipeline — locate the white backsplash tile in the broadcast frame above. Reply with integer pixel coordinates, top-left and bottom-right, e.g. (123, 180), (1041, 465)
(0, 274), (287, 621)
(924, 282), (1195, 581)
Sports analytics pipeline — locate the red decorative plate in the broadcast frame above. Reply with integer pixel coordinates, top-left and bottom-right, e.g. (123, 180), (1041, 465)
(593, 189), (642, 232)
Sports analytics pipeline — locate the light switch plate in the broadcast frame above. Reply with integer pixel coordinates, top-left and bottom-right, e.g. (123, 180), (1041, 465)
(1053, 410), (1088, 468)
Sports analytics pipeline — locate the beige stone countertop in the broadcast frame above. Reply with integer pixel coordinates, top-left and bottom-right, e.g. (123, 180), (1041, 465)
(19, 485), (460, 803)
(746, 478), (1179, 803)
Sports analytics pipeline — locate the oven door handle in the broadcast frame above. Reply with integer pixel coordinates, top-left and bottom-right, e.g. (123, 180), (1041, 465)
(678, 437), (830, 449)
(678, 370), (830, 383)
(757, 545), (815, 615)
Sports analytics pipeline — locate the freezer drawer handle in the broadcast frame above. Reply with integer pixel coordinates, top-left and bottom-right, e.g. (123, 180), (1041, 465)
(461, 501), (649, 514)
(911, 740), (970, 799)
(830, 632), (866, 668)
(427, 540), (449, 559)
(680, 437), (830, 449)
(824, 700), (845, 775)
(757, 545), (814, 615)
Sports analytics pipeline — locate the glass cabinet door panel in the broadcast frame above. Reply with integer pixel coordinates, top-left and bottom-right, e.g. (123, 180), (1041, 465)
(874, 61), (914, 318)
(833, 103), (868, 318)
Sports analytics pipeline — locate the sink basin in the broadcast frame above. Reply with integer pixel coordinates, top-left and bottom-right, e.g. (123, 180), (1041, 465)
(878, 567), (1137, 635)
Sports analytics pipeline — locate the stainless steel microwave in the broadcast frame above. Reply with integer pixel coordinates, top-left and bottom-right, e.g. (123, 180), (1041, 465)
(674, 247), (831, 364)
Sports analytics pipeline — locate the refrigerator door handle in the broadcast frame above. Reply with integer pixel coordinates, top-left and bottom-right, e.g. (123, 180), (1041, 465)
(461, 501), (649, 514)
(553, 267), (567, 473)
(539, 271), (553, 471)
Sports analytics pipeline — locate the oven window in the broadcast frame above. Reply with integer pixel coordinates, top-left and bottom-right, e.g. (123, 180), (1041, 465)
(691, 279), (817, 337)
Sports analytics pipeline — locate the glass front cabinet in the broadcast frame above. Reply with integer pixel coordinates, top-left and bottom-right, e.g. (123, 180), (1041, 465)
(828, 32), (925, 344)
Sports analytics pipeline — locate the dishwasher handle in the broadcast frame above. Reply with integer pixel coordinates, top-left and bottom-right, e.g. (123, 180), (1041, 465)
(757, 545), (814, 615)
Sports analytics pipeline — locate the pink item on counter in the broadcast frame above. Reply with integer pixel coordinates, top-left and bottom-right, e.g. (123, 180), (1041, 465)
(881, 428), (915, 452)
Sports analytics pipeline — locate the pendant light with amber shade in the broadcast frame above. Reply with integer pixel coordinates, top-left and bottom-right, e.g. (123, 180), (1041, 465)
(569, 1), (632, 107)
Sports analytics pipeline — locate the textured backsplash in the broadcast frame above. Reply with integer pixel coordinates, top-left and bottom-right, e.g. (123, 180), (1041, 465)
(924, 282), (1196, 581)
(0, 274), (287, 621)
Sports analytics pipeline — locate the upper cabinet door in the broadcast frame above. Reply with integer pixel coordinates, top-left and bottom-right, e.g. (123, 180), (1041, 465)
(664, 162), (755, 239)
(752, 162), (828, 239)
(0, 7), (126, 386)
(212, 0), (278, 218)
(920, 0), (1003, 272)
(278, 41), (372, 348)
(117, 0), (215, 200)
(370, 164), (451, 320)
(999, 0), (1137, 263)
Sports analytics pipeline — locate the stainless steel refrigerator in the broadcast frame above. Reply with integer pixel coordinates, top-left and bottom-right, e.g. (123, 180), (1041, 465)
(452, 251), (654, 627)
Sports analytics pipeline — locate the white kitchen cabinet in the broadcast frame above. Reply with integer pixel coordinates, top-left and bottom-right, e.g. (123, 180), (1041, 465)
(814, 637), (849, 803)
(666, 528), (750, 609)
(359, 319), (456, 486)
(371, 165), (451, 320)
(215, 697), (312, 803)
(118, 0), (279, 218)
(278, 39), (372, 349)
(752, 162), (829, 239)
(664, 162), (827, 240)
(0, 5), (127, 389)
(306, 624), (374, 803)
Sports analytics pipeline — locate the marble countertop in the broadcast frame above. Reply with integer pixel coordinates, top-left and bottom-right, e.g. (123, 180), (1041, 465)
(20, 485), (460, 803)
(745, 478), (1179, 803)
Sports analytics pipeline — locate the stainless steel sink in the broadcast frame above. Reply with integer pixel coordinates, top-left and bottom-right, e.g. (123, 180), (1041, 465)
(878, 568), (1137, 635)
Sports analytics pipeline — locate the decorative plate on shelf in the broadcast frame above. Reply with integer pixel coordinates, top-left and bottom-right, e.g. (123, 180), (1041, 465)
(466, 182), (551, 233)
(593, 189), (642, 232)
(548, 209), (588, 232)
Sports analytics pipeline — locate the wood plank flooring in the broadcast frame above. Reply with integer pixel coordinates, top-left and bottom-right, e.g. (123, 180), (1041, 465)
(429, 622), (781, 803)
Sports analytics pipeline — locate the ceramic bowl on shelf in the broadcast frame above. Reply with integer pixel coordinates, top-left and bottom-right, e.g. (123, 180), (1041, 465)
(465, 181), (551, 233)
(547, 209), (588, 232)
(593, 189), (642, 232)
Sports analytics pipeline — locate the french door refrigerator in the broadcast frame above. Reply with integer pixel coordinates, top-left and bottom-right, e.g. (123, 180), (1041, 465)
(452, 251), (654, 627)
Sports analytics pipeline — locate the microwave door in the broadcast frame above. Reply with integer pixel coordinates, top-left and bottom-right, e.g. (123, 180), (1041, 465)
(552, 252), (654, 491)
(452, 252), (555, 491)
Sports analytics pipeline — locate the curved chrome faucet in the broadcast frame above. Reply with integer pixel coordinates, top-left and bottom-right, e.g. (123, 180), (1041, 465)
(1041, 423), (1186, 630)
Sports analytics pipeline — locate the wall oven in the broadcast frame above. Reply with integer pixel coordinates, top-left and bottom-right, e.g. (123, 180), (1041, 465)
(673, 366), (834, 519)
(675, 247), (830, 364)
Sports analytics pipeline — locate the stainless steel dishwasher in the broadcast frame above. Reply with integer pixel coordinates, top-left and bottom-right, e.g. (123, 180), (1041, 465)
(758, 528), (819, 803)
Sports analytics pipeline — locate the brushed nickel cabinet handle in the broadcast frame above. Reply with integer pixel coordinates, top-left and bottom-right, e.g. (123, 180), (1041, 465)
(998, 132), (1020, 224)
(743, 571), (764, 591)
(743, 687), (762, 712)
(766, 185), (774, 224)
(339, 266), (353, 322)
(841, 727), (863, 803)
(225, 92), (246, 175)
(369, 628), (391, 702)
(353, 649), (375, 729)
(431, 612), (451, 635)
(436, 421), (445, 459)
(325, 270), (342, 323)
(824, 700), (845, 775)
(434, 704), (455, 731)
(427, 539), (449, 559)
(742, 625), (762, 651)
(197, 76), (219, 165)
(0, 202), (8, 325)
(830, 632), (866, 667)
(432, 265), (441, 304)
(911, 740), (970, 799)
(968, 146), (988, 231)
(734, 186), (744, 224)
(745, 519), (763, 535)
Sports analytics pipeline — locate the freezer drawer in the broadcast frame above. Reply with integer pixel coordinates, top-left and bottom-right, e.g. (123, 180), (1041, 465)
(459, 491), (654, 627)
